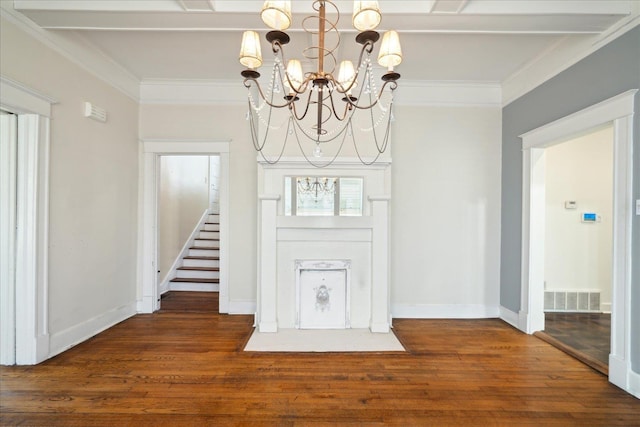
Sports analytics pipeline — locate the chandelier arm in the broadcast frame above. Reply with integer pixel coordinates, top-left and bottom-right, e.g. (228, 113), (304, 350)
(327, 88), (352, 121)
(343, 81), (397, 110)
(290, 90), (314, 121)
(245, 77), (297, 109)
(270, 39), (314, 95)
(333, 40), (375, 94)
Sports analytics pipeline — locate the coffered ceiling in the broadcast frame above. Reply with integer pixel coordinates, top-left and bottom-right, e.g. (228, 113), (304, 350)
(3, 1), (638, 103)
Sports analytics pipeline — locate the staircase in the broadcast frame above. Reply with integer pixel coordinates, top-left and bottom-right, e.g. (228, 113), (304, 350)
(169, 213), (220, 292)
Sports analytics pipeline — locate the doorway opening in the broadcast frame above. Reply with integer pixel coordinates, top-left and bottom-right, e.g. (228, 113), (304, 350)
(157, 155), (221, 299)
(139, 141), (229, 315)
(519, 89), (636, 393)
(537, 125), (614, 374)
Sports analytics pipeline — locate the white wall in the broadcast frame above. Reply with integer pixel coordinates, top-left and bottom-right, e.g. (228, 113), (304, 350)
(0, 17), (139, 356)
(139, 104), (257, 304)
(140, 103), (503, 317)
(544, 125), (614, 309)
(390, 106), (502, 317)
(158, 156), (209, 279)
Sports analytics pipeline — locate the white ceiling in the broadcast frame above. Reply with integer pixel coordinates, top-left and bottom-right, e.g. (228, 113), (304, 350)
(4, 1), (638, 91)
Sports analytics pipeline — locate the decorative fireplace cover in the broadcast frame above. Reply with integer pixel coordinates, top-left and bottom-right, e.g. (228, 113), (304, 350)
(295, 260), (351, 329)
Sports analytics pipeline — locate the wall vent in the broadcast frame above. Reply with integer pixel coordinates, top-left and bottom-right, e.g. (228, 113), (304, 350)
(83, 102), (107, 122)
(544, 291), (601, 312)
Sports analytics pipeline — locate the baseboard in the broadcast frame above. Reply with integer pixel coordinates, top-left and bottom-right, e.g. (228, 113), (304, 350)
(137, 295), (156, 313)
(169, 282), (219, 292)
(628, 368), (640, 399)
(499, 305), (520, 329)
(228, 300), (257, 315)
(48, 302), (137, 359)
(391, 304), (499, 319)
(609, 354), (629, 392)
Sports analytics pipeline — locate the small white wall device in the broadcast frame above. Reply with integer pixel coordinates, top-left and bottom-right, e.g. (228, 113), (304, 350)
(83, 102), (107, 122)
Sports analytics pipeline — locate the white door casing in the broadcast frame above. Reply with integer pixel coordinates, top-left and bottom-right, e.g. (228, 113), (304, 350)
(519, 89), (637, 394)
(0, 76), (56, 365)
(139, 140), (230, 314)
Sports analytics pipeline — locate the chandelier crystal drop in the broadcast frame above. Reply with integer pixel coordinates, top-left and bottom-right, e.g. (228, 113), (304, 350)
(239, 0), (402, 167)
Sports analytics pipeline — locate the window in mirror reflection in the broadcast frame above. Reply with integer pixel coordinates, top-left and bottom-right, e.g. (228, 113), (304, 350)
(284, 176), (363, 216)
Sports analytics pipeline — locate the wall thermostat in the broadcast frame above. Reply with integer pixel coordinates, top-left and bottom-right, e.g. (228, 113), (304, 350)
(582, 212), (599, 223)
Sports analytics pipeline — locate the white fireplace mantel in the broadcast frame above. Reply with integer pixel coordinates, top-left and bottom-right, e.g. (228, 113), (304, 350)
(256, 158), (392, 333)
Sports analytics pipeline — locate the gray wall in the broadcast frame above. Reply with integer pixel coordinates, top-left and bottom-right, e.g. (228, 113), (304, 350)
(500, 27), (640, 369)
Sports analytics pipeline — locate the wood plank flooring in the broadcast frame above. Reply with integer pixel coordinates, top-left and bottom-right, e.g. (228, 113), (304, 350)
(536, 312), (611, 375)
(1, 296), (639, 426)
(159, 290), (219, 313)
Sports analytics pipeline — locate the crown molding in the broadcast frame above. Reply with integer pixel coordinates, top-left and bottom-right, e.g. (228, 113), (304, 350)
(502, 13), (640, 106)
(139, 79), (246, 105)
(397, 80), (502, 107)
(0, 4), (140, 101)
(139, 78), (502, 107)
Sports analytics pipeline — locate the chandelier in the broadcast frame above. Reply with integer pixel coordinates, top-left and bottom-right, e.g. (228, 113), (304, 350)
(297, 177), (337, 200)
(239, 1), (402, 167)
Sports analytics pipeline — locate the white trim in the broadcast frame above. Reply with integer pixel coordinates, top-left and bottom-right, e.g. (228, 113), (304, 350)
(499, 305), (520, 329)
(139, 78), (502, 107)
(519, 89), (637, 395)
(502, 14), (640, 106)
(0, 5), (140, 101)
(138, 140), (231, 314)
(0, 112), (18, 365)
(0, 77), (57, 117)
(158, 209), (209, 294)
(520, 90), (637, 149)
(391, 304), (500, 319)
(628, 369), (640, 399)
(227, 300), (257, 315)
(396, 80), (502, 107)
(48, 303), (136, 359)
(140, 80), (246, 105)
(169, 282), (219, 292)
(0, 80), (54, 365)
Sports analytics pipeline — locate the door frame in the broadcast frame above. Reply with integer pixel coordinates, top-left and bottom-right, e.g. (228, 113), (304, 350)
(519, 89), (636, 393)
(0, 77), (56, 365)
(138, 140), (230, 313)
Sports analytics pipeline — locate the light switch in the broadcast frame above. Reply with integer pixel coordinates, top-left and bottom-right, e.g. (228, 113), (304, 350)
(636, 199), (640, 215)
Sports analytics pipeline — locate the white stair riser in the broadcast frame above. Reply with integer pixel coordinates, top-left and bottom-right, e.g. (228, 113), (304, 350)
(188, 248), (220, 257)
(208, 214), (220, 223)
(176, 270), (219, 279)
(203, 223), (220, 231)
(183, 259), (219, 268)
(199, 231), (220, 239)
(194, 239), (219, 248)
(169, 282), (219, 292)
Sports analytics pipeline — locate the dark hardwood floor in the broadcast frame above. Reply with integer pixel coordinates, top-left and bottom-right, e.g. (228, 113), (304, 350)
(160, 290), (218, 313)
(536, 312), (611, 375)
(1, 295), (638, 426)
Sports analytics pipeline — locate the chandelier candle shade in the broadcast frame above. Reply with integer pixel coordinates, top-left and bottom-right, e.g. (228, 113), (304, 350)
(239, 0), (402, 167)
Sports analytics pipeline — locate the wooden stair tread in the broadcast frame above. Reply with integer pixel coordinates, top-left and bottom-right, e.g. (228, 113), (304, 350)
(170, 277), (219, 284)
(190, 246), (220, 250)
(183, 256), (220, 260)
(177, 266), (220, 271)
(204, 222), (219, 225)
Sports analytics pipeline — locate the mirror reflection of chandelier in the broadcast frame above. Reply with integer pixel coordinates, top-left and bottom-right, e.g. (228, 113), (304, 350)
(239, 1), (402, 167)
(297, 177), (337, 200)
